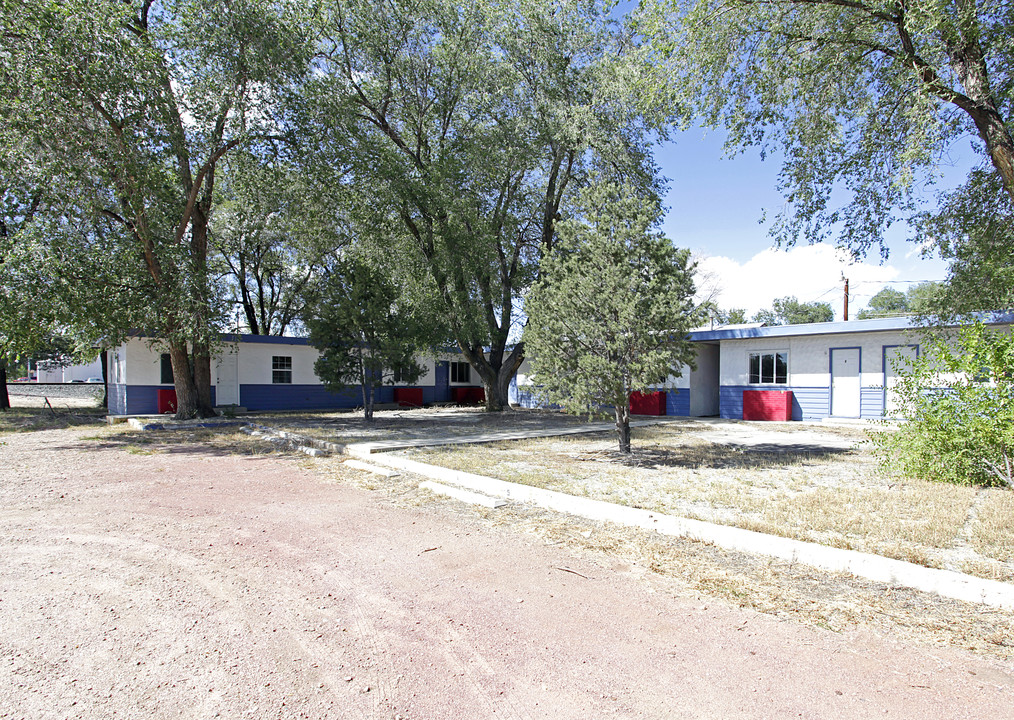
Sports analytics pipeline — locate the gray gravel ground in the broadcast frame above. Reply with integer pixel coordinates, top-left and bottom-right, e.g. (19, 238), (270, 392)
(2, 424), (1013, 719)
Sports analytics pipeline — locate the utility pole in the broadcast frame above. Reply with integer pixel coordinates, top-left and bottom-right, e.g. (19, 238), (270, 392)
(843, 278), (850, 321)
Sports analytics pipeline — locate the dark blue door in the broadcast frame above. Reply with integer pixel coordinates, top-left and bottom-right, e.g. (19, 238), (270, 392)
(434, 361), (449, 402)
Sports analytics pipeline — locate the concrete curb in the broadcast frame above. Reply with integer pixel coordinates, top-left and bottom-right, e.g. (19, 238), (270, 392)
(367, 453), (1014, 611)
(419, 480), (507, 509)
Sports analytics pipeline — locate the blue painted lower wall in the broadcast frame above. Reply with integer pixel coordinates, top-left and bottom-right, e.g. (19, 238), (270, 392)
(241, 383), (382, 411)
(113, 380), (468, 415)
(861, 387), (885, 418)
(721, 384), (891, 421)
(510, 386), (538, 409)
(111, 384), (217, 415)
(721, 385), (829, 420)
(666, 389), (690, 416)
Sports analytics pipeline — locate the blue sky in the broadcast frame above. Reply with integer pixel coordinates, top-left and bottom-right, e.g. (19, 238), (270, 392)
(654, 128), (971, 320)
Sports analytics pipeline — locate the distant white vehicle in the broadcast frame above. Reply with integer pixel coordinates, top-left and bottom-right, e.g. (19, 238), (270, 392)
(85, 377), (104, 383)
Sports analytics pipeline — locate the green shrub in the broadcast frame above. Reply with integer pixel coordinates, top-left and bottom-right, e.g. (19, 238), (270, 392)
(871, 323), (1014, 487)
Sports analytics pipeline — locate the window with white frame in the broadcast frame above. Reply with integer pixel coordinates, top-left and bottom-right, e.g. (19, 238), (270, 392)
(272, 356), (292, 384)
(749, 351), (788, 384)
(450, 361), (471, 383)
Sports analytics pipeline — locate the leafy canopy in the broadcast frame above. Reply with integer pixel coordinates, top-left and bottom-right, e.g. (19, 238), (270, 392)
(302, 0), (662, 409)
(638, 0), (1014, 257)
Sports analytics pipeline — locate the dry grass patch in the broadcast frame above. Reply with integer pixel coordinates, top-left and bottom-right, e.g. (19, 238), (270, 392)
(97, 426), (300, 457)
(249, 406), (598, 445)
(969, 490), (1014, 564)
(0, 407), (107, 434)
(758, 482), (974, 565)
(411, 422), (1013, 575)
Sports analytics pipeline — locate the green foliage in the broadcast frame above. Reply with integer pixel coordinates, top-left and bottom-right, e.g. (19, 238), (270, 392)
(699, 304), (748, 326)
(753, 297), (833, 325)
(915, 171), (1014, 318)
(719, 308), (748, 325)
(1, 0), (312, 417)
(305, 254), (438, 420)
(211, 153), (348, 336)
(638, 0), (1014, 257)
(855, 282), (945, 319)
(303, 0), (661, 409)
(523, 180), (698, 452)
(871, 323), (1014, 487)
(856, 288), (908, 319)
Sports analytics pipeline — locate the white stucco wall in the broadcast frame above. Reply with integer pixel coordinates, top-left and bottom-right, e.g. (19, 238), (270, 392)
(236, 341), (320, 385)
(393, 357), (436, 387)
(719, 329), (923, 388)
(117, 337), (453, 388)
(116, 338), (170, 385)
(435, 352), (481, 386)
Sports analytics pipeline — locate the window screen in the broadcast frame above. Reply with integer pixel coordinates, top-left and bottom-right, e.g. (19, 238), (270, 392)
(272, 356), (292, 384)
(450, 361), (470, 383)
(748, 352), (788, 384)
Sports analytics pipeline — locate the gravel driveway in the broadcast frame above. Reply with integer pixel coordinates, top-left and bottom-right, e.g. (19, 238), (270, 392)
(2, 426), (1012, 719)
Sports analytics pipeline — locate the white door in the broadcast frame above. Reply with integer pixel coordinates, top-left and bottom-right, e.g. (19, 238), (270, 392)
(215, 349), (240, 406)
(884, 345), (917, 417)
(830, 348), (861, 417)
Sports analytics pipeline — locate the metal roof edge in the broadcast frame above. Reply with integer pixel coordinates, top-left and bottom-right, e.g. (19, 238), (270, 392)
(688, 311), (1014, 342)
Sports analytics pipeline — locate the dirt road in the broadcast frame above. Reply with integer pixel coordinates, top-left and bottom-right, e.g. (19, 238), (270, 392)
(1, 426), (1012, 719)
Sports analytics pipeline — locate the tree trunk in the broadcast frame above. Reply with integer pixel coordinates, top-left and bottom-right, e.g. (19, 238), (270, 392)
(0, 360), (10, 410)
(192, 340), (215, 417)
(169, 342), (200, 420)
(482, 377), (511, 412)
(482, 348), (525, 412)
(359, 355), (373, 421)
(614, 401), (631, 454)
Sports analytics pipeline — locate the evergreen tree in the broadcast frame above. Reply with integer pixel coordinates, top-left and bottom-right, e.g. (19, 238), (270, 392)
(524, 181), (698, 453)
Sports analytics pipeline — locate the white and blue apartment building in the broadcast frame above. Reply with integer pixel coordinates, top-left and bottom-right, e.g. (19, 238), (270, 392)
(105, 314), (1011, 420)
(512, 315), (1013, 421)
(105, 334), (486, 416)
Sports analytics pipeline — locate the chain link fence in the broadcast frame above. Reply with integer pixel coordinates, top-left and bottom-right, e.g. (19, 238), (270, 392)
(5, 383), (105, 408)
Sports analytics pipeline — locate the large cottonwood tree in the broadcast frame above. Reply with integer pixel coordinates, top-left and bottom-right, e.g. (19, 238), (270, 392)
(639, 0), (1014, 257)
(210, 154), (347, 336)
(1, 0), (310, 418)
(306, 0), (661, 410)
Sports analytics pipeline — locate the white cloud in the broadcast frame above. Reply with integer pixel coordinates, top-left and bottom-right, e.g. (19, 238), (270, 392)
(695, 245), (899, 320)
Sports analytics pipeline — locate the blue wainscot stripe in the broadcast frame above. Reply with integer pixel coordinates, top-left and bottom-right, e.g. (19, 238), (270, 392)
(241, 384), (365, 411)
(119, 385), (216, 415)
(860, 387), (885, 418)
(720, 385), (829, 421)
(665, 389), (690, 417)
(719, 386), (744, 419)
(791, 387), (830, 420)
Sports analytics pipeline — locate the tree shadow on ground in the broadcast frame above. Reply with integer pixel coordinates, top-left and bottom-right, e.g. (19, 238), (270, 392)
(577, 441), (854, 471)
